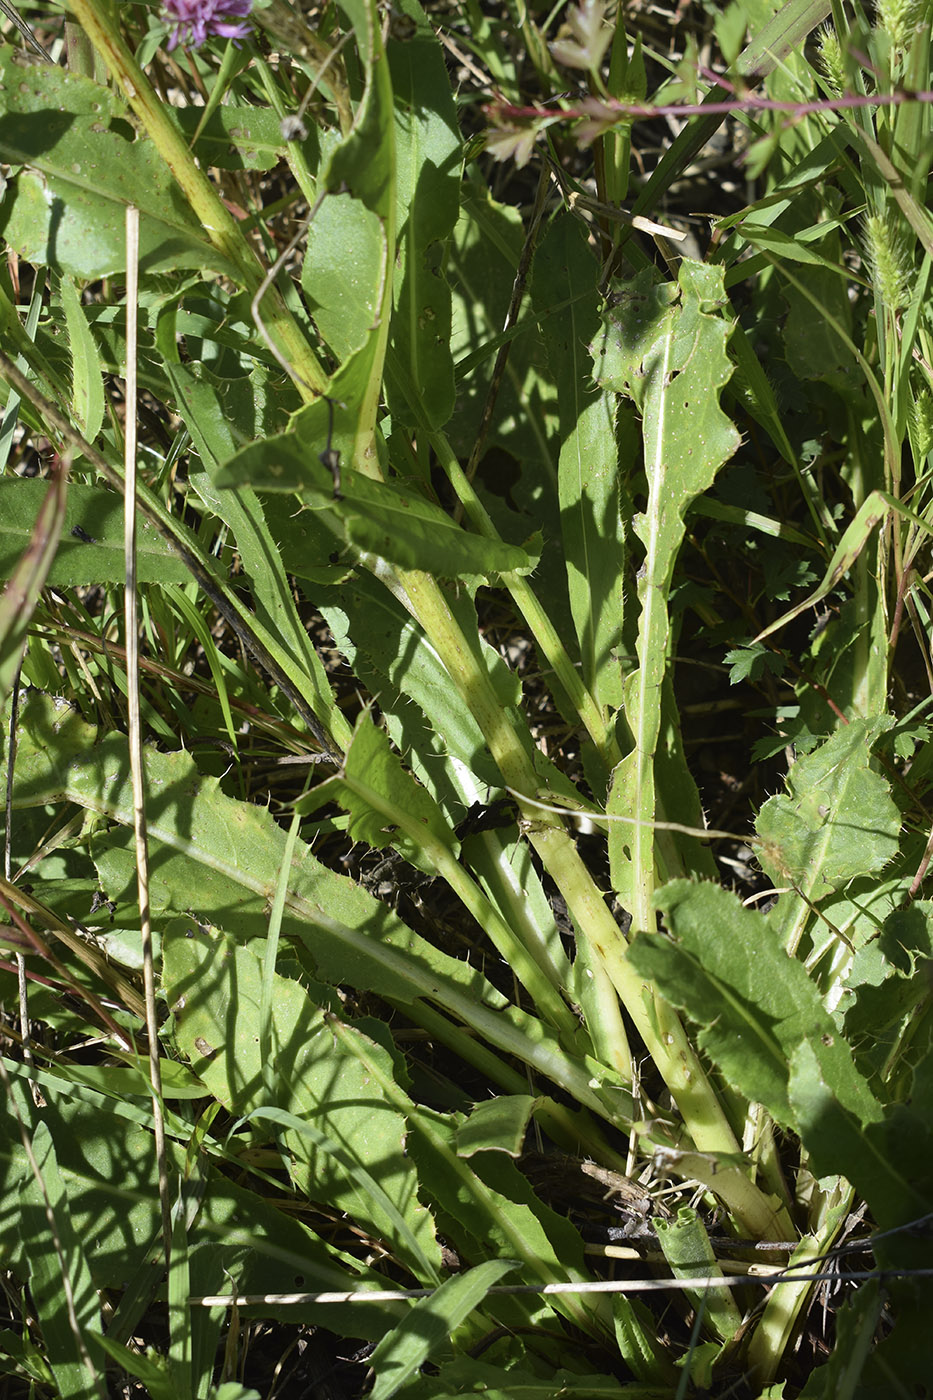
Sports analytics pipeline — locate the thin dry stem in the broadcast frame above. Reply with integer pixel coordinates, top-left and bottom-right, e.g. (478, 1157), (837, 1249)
(124, 206), (172, 1264)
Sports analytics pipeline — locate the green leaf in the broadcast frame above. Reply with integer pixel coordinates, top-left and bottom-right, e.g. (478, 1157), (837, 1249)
(0, 469), (67, 705)
(305, 711), (458, 873)
(456, 1096), (536, 1158)
(536, 214), (625, 716)
(9, 692), (611, 1119)
(595, 262), (740, 915)
(402, 1107), (611, 1340)
(448, 182), (558, 510)
(317, 571), (516, 785)
(429, 1356), (634, 1398)
(783, 259), (856, 384)
(302, 192), (388, 360)
(90, 1336), (175, 1400)
(557, 390), (625, 713)
(59, 275), (105, 444)
(369, 1261), (516, 1400)
(385, 0), (460, 429)
(298, 0), (395, 470)
(630, 879), (883, 1130)
(19, 1121), (104, 1400)
(216, 429), (535, 578)
(162, 920), (442, 1281)
(165, 360), (344, 725)
(724, 642), (784, 685)
(655, 1206), (741, 1343)
(794, 1281), (883, 1400)
(788, 1040), (927, 1224)
(0, 1058), (402, 1341)
(175, 105), (288, 171)
(0, 51), (237, 281)
(0, 479), (192, 587)
(756, 720), (900, 902)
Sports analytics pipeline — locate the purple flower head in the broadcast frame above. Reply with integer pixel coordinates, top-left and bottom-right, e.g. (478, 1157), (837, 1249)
(162, 0), (253, 50)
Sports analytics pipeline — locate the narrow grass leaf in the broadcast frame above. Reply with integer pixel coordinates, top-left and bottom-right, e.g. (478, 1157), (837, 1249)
(754, 490), (933, 644)
(90, 1336), (176, 1400)
(169, 587), (239, 753)
(368, 1260), (517, 1400)
(167, 1198), (193, 1400)
(627, 0), (832, 223)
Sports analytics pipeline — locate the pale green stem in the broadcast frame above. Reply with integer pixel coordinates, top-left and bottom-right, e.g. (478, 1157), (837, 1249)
(427, 429), (622, 767)
(66, 0), (327, 397)
(326, 1011), (615, 1340)
(396, 569), (786, 1237)
(252, 57), (318, 207)
(655, 1206), (743, 1343)
(339, 770), (578, 1035)
(402, 997), (619, 1163)
(746, 1181), (853, 1381)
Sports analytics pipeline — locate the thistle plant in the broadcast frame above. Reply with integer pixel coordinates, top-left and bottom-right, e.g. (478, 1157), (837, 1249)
(1, 0), (933, 1396)
(160, 0), (253, 49)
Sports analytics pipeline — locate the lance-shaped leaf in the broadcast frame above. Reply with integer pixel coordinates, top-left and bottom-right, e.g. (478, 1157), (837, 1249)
(303, 715), (577, 1032)
(19, 1122), (103, 1400)
(385, 0), (461, 430)
(301, 0), (395, 471)
(593, 263), (740, 916)
(0, 466), (68, 705)
(305, 711), (459, 875)
(59, 274), (104, 444)
(7, 691), (622, 1123)
(629, 878), (883, 1131)
(216, 428), (536, 578)
(0, 1056), (405, 1340)
(789, 1041), (929, 1229)
(316, 571), (507, 799)
(368, 1260), (517, 1400)
(537, 214), (626, 718)
(166, 361), (344, 731)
